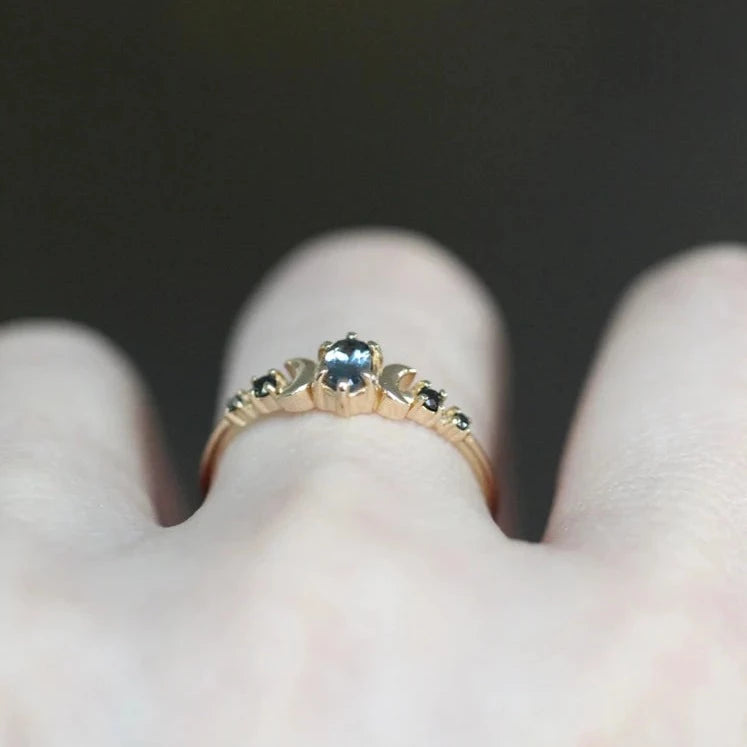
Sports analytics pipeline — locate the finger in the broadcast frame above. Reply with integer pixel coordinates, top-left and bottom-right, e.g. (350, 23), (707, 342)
(0, 320), (179, 547)
(198, 228), (512, 535)
(546, 245), (747, 581)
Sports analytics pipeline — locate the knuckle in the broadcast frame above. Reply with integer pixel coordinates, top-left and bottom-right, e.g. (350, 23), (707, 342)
(628, 243), (747, 309)
(0, 318), (140, 397)
(292, 226), (457, 269)
(0, 318), (123, 367)
(276, 227), (505, 332)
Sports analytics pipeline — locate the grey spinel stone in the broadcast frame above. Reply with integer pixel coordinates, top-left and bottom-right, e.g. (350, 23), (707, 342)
(453, 411), (471, 431)
(323, 338), (373, 392)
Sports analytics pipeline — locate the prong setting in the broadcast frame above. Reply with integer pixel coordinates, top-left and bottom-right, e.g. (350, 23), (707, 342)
(437, 406), (472, 442)
(249, 369), (287, 415)
(225, 391), (246, 413)
(407, 380), (446, 427)
(318, 340), (333, 359)
(314, 334), (378, 415)
(368, 340), (383, 371)
(224, 389), (256, 426)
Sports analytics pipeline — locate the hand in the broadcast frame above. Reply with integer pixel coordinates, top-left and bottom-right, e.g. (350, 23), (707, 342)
(0, 230), (744, 745)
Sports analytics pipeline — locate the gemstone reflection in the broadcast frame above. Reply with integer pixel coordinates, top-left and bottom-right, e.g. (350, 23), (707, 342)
(322, 338), (373, 392)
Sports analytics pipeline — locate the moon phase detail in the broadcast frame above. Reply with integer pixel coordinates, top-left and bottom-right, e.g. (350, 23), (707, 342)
(377, 363), (417, 419)
(278, 357), (316, 412)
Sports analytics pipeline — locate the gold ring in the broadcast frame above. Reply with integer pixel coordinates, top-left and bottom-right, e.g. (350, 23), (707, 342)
(199, 332), (497, 514)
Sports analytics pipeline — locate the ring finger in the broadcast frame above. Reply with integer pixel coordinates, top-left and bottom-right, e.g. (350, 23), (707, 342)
(191, 228), (511, 539)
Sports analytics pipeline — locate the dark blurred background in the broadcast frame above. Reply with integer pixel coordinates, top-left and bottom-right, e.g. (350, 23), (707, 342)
(2, 1), (746, 539)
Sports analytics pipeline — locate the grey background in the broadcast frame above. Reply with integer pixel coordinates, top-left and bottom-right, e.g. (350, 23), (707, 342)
(2, 1), (746, 539)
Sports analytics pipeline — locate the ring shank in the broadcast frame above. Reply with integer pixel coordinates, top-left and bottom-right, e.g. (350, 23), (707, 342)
(199, 413), (497, 515)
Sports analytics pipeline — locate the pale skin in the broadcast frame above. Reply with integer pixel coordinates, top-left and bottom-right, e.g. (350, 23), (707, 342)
(0, 229), (745, 746)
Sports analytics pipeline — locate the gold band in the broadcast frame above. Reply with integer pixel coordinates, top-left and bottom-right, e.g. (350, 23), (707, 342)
(199, 333), (497, 514)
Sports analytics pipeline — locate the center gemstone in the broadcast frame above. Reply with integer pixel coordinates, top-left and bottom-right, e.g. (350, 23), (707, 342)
(323, 338), (373, 392)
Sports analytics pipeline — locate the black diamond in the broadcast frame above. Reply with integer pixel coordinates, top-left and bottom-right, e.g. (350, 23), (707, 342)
(453, 411), (471, 431)
(252, 374), (278, 398)
(226, 393), (244, 412)
(419, 386), (443, 412)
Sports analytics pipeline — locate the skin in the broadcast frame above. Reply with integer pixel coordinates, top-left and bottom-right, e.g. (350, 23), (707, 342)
(0, 228), (745, 745)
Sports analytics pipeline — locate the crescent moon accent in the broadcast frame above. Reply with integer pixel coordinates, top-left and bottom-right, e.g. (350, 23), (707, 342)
(377, 363), (417, 420)
(278, 357), (316, 412)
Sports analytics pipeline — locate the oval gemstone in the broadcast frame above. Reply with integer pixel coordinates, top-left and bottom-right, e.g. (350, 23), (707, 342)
(323, 338), (373, 392)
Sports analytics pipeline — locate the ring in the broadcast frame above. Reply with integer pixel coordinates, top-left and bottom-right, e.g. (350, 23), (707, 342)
(199, 332), (497, 513)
